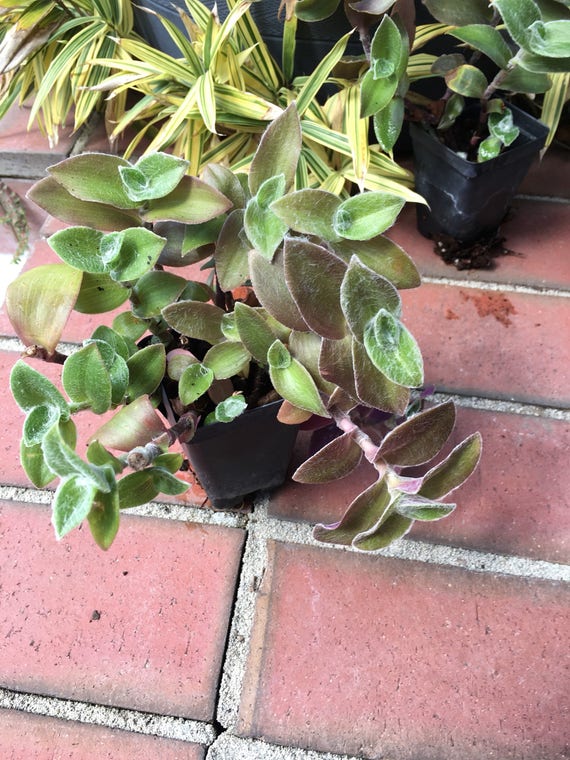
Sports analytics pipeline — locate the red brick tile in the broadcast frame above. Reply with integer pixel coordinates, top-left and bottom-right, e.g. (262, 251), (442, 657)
(0, 105), (77, 179)
(402, 283), (570, 407)
(0, 708), (205, 760)
(389, 200), (570, 290)
(519, 146), (570, 199)
(269, 407), (570, 564)
(0, 499), (244, 720)
(238, 542), (570, 759)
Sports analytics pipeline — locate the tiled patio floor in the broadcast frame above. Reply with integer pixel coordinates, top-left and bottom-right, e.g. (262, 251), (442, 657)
(1, 105), (569, 760)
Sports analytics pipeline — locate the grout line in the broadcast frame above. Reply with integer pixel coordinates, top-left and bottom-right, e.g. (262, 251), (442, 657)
(254, 501), (570, 583)
(430, 391), (570, 420)
(421, 275), (570, 297)
(0, 687), (216, 745)
(207, 733), (360, 760)
(216, 510), (268, 731)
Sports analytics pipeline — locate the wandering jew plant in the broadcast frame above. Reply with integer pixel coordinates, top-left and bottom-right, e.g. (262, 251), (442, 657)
(7, 104), (481, 550)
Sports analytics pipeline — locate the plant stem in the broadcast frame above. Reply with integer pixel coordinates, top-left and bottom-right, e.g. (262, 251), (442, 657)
(330, 407), (380, 463)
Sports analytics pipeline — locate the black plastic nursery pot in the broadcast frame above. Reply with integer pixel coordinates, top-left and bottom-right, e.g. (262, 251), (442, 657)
(409, 104), (549, 244)
(132, 0), (362, 75)
(181, 399), (299, 509)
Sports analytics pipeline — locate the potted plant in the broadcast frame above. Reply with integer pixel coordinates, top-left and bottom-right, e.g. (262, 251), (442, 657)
(358, 0), (570, 248)
(6, 104), (481, 551)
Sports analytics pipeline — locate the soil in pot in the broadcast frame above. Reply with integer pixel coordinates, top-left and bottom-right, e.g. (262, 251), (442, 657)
(411, 103), (549, 262)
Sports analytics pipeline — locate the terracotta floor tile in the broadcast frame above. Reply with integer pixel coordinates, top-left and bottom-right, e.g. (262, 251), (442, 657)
(402, 283), (570, 407)
(0, 708), (205, 760)
(0, 105), (77, 179)
(0, 500), (244, 720)
(389, 200), (570, 291)
(238, 542), (569, 760)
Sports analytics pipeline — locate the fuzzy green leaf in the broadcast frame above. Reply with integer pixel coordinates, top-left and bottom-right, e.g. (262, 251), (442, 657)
(88, 486), (120, 550)
(352, 340), (410, 415)
(422, 0), (493, 25)
(162, 300), (225, 344)
(234, 302), (278, 364)
(52, 476), (99, 540)
(373, 97), (405, 153)
(120, 152), (190, 202)
(528, 20), (570, 58)
(334, 192), (405, 240)
(206, 394), (248, 424)
(62, 342), (113, 414)
(27, 176), (141, 231)
(352, 513), (413, 550)
(493, 0), (542, 49)
(23, 404), (61, 447)
(270, 189), (341, 241)
(48, 227), (106, 273)
(74, 272), (129, 315)
(244, 179), (289, 259)
(203, 342), (251, 380)
(394, 494), (456, 521)
(144, 176), (232, 225)
(449, 24), (513, 69)
(126, 343), (166, 400)
(10, 360), (69, 417)
(179, 364), (214, 405)
(364, 309), (424, 387)
(341, 257), (401, 341)
(131, 271), (187, 318)
(332, 236), (420, 289)
(42, 424), (110, 492)
(319, 335), (358, 399)
(360, 68), (399, 118)
(101, 228), (166, 282)
(269, 342), (329, 417)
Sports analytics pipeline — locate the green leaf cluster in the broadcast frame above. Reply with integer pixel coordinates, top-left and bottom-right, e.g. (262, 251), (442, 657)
(7, 104), (480, 553)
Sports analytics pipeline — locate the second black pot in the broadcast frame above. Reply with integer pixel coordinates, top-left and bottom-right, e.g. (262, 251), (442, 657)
(410, 104), (549, 244)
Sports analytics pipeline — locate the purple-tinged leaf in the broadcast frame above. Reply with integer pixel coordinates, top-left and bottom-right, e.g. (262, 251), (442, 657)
(215, 210), (251, 291)
(376, 401), (456, 466)
(419, 432), (482, 500)
(27, 177), (141, 230)
(249, 103), (301, 194)
(293, 431), (363, 483)
(319, 335), (358, 399)
(249, 249), (308, 332)
(332, 235), (420, 289)
(277, 400), (314, 425)
(352, 340), (410, 415)
(47, 153), (138, 208)
(284, 237), (347, 340)
(88, 486), (120, 550)
(313, 475), (390, 546)
(90, 396), (167, 452)
(352, 512), (413, 550)
(6, 264), (82, 355)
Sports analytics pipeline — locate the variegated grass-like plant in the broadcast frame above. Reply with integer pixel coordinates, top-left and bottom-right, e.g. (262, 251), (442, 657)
(7, 104), (481, 550)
